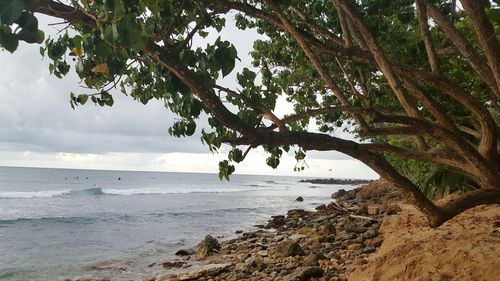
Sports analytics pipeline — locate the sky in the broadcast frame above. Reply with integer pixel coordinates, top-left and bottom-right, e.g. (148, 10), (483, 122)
(0, 13), (379, 179)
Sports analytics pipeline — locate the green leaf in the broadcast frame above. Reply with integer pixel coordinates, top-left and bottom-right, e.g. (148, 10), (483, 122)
(185, 121), (196, 136)
(228, 148), (244, 163)
(93, 40), (113, 58)
(112, 0), (126, 20)
(0, 30), (18, 52)
(486, 8), (500, 26)
(218, 160), (235, 181)
(76, 94), (88, 105)
(0, 0), (25, 25)
(119, 15), (147, 50)
(17, 29), (45, 44)
(16, 12), (38, 31)
(214, 42), (237, 77)
(190, 99), (203, 118)
(104, 23), (119, 43)
(105, 96), (114, 106)
(266, 156), (280, 169)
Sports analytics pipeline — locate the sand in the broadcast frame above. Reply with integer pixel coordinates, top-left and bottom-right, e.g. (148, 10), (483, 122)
(349, 203), (500, 281)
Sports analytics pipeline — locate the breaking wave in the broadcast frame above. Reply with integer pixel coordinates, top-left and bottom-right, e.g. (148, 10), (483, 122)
(0, 186), (281, 199)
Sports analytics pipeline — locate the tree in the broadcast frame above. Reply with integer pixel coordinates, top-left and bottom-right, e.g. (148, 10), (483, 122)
(0, 0), (499, 227)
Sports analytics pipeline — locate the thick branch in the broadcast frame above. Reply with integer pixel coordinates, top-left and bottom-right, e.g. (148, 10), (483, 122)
(223, 130), (447, 226)
(288, 7), (345, 47)
(372, 113), (499, 186)
(332, 0), (352, 48)
(265, 0), (370, 130)
(401, 68), (498, 161)
(364, 143), (475, 175)
(424, 0), (500, 98)
(336, 0), (430, 150)
(214, 85), (287, 132)
(146, 45), (255, 136)
(400, 78), (457, 131)
(415, 0), (439, 73)
(438, 188), (500, 224)
(459, 0), (500, 97)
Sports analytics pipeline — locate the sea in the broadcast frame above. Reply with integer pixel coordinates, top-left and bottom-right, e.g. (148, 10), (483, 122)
(0, 166), (354, 281)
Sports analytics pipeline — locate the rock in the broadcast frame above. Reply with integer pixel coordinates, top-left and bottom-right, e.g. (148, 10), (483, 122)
(257, 250), (268, 257)
(242, 232), (258, 239)
(355, 180), (402, 201)
(347, 243), (363, 251)
(82, 259), (130, 271)
(289, 234), (308, 241)
(365, 236), (383, 247)
(175, 248), (195, 256)
(385, 204), (402, 215)
(367, 205), (380, 215)
(355, 205), (368, 215)
(296, 196), (304, 202)
(162, 261), (187, 268)
(317, 223), (336, 236)
(196, 235), (221, 259)
(268, 215), (287, 228)
(347, 224), (368, 234)
(287, 209), (307, 218)
(178, 263), (231, 280)
(494, 221), (500, 228)
(315, 204), (327, 211)
(75, 277), (111, 281)
(235, 230), (243, 234)
(363, 228), (378, 239)
(270, 240), (305, 258)
(274, 235), (285, 242)
(362, 246), (377, 253)
(288, 266), (324, 281)
(332, 189), (347, 199)
(352, 258), (368, 266)
(245, 256), (268, 272)
(303, 253), (326, 266)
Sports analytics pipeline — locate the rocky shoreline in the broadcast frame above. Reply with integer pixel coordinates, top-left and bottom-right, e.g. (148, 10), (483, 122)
(69, 180), (500, 281)
(143, 181), (402, 281)
(69, 181), (402, 281)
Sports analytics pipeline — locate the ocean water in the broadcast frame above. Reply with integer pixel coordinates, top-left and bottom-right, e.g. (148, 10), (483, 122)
(0, 166), (351, 280)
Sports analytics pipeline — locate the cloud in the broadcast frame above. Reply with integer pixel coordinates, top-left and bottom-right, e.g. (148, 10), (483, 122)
(0, 14), (377, 178)
(0, 149), (378, 179)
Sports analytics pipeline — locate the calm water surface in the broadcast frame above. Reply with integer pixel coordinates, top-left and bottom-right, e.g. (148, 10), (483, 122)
(0, 166), (352, 280)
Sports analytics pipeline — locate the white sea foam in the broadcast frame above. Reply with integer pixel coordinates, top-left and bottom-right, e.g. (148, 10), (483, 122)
(101, 186), (276, 195)
(0, 190), (71, 199)
(0, 186), (284, 199)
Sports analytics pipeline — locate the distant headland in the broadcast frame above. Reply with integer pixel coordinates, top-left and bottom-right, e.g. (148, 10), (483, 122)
(299, 178), (374, 185)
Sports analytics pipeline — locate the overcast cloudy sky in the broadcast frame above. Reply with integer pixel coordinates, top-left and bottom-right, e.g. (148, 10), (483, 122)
(0, 14), (378, 179)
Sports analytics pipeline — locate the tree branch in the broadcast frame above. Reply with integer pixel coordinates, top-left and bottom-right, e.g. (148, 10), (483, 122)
(415, 0), (439, 73)
(424, 0), (500, 99)
(214, 85), (287, 132)
(459, 0), (500, 96)
(265, 0), (370, 132)
(363, 143), (475, 175)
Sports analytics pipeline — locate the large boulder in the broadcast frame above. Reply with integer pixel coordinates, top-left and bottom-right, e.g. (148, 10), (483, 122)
(175, 248), (195, 256)
(178, 263), (230, 280)
(331, 189), (347, 199)
(196, 235), (220, 259)
(286, 266), (324, 281)
(270, 239), (305, 258)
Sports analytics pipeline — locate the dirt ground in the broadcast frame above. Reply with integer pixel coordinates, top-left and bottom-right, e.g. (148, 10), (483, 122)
(349, 203), (500, 281)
